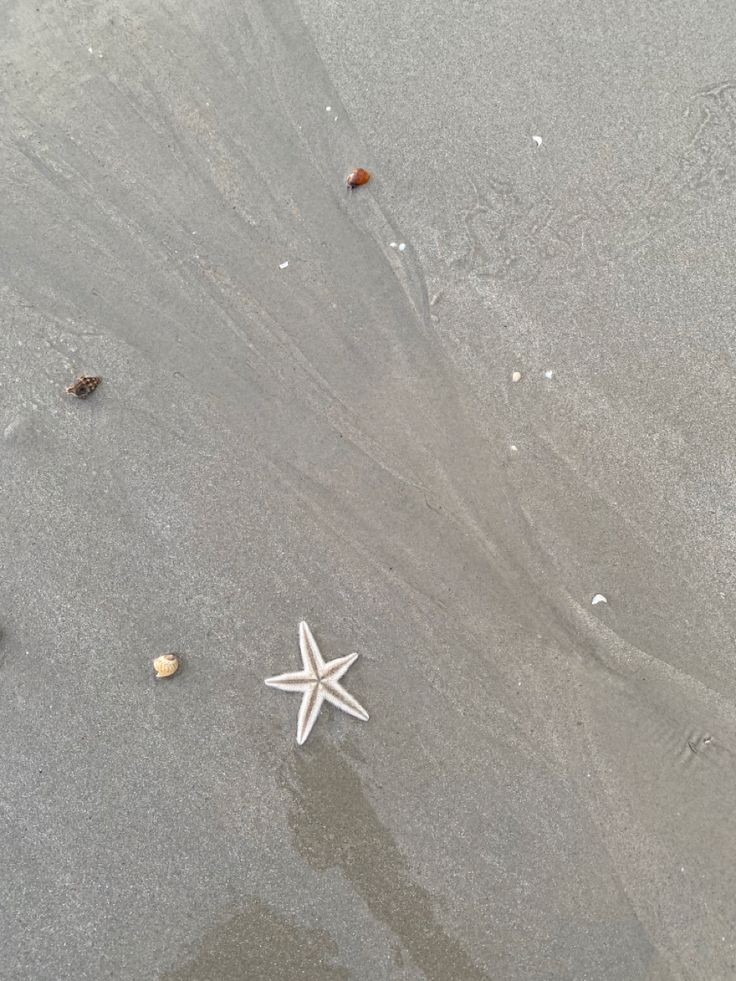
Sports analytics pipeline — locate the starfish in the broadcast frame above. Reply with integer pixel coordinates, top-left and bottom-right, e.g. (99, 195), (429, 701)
(265, 621), (369, 745)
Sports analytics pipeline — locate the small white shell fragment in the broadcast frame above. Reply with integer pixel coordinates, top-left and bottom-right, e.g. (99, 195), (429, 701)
(325, 105), (331, 111)
(510, 444), (518, 453)
(398, 243), (406, 252)
(511, 371), (522, 383)
(279, 261), (289, 269)
(532, 135), (543, 147)
(591, 594), (607, 606)
(389, 241), (398, 248)
(4, 417), (21, 440)
(543, 370), (554, 379)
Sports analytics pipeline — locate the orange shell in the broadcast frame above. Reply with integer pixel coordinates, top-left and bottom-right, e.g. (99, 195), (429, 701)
(346, 168), (371, 188)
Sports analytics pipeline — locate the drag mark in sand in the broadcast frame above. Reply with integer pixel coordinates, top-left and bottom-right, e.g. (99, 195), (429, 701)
(460, 80), (736, 284)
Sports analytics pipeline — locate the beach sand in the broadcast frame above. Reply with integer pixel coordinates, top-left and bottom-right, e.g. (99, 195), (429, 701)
(1, 1), (735, 978)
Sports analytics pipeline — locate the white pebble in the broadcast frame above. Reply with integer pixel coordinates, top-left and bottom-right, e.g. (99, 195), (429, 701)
(325, 106), (331, 111)
(279, 261), (289, 269)
(532, 135), (543, 147)
(543, 370), (554, 379)
(511, 371), (522, 383)
(389, 241), (398, 249)
(591, 594), (607, 606)
(398, 243), (406, 252)
(510, 444), (518, 453)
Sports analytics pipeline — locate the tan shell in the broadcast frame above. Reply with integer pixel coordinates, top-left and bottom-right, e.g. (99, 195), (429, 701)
(153, 653), (180, 678)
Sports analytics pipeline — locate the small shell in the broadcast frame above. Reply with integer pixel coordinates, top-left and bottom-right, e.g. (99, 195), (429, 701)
(346, 167), (371, 189)
(591, 594), (607, 606)
(511, 371), (522, 383)
(65, 375), (102, 398)
(153, 653), (180, 678)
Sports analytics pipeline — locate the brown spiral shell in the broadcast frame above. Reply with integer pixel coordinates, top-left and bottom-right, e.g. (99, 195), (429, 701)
(65, 375), (102, 398)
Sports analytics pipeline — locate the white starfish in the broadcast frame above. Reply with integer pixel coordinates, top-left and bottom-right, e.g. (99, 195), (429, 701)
(265, 621), (369, 745)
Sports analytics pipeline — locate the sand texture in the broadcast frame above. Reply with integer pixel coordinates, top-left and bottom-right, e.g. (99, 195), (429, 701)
(1, 1), (735, 978)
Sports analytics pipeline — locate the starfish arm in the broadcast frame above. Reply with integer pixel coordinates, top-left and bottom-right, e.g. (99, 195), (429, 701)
(297, 683), (325, 744)
(299, 621), (326, 676)
(264, 670), (313, 691)
(322, 678), (369, 722)
(321, 652), (359, 682)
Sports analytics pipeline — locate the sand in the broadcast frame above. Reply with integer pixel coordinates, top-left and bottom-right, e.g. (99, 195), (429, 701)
(1, 1), (735, 978)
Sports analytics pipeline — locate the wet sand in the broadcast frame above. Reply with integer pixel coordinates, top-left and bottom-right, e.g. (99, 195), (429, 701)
(1, 1), (735, 978)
